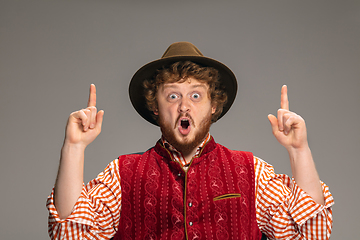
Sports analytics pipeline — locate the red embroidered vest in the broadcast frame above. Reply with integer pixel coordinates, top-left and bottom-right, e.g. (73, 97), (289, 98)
(113, 138), (261, 240)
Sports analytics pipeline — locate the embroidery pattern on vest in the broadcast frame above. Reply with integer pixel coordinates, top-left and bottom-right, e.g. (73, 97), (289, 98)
(171, 174), (185, 239)
(233, 152), (250, 239)
(208, 150), (230, 240)
(197, 153), (214, 239)
(119, 155), (137, 240)
(144, 164), (160, 239)
(158, 158), (170, 239)
(219, 147), (239, 239)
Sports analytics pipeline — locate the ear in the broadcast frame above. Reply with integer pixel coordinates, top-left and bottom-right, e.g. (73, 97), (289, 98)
(211, 105), (216, 114)
(153, 108), (159, 115)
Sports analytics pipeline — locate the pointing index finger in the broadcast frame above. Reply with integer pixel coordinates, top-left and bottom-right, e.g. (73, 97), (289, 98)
(87, 84), (97, 107)
(280, 85), (289, 110)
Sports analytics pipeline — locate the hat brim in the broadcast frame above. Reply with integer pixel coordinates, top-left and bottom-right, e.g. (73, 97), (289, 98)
(129, 55), (237, 126)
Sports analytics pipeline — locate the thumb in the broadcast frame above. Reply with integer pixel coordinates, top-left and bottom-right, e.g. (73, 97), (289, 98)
(267, 114), (279, 134)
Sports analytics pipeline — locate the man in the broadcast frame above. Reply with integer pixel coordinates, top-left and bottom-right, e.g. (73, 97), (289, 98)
(47, 42), (334, 239)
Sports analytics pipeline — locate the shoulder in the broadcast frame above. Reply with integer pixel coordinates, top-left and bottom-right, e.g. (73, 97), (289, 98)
(118, 147), (155, 159)
(253, 156), (275, 174)
(215, 143), (253, 159)
(213, 143), (256, 167)
(117, 147), (157, 164)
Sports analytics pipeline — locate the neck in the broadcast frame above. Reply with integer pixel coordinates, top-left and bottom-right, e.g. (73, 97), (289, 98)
(181, 148), (199, 164)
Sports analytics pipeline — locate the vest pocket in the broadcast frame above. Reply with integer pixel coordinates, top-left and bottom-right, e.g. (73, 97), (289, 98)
(213, 193), (241, 201)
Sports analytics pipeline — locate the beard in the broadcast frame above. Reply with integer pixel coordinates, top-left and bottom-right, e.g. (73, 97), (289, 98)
(158, 112), (212, 155)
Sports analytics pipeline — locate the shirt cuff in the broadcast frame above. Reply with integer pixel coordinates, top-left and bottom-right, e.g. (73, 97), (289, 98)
(46, 183), (94, 226)
(288, 178), (334, 226)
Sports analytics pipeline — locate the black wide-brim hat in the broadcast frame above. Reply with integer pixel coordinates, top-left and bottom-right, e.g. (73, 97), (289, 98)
(129, 41), (237, 126)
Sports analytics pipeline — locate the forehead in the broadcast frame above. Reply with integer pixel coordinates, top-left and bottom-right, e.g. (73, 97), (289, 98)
(160, 77), (209, 91)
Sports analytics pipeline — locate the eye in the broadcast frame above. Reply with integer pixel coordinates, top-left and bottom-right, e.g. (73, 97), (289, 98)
(191, 93), (201, 100)
(168, 93), (179, 101)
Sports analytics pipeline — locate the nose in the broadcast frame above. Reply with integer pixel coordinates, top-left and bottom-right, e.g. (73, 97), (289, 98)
(178, 97), (190, 113)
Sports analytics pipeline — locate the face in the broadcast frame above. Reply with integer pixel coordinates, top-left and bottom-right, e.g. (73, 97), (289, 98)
(154, 77), (216, 154)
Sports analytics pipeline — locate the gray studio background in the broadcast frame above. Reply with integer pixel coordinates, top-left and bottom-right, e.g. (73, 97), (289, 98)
(1, 1), (359, 239)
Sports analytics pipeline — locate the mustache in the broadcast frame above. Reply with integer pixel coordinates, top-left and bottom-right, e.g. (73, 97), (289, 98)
(174, 112), (195, 129)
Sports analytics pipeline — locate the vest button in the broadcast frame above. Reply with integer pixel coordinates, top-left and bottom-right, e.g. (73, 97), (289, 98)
(188, 202), (192, 207)
(189, 222), (193, 226)
(177, 173), (181, 177)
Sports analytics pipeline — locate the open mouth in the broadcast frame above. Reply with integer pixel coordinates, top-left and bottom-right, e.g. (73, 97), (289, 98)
(178, 117), (192, 136)
(180, 119), (190, 129)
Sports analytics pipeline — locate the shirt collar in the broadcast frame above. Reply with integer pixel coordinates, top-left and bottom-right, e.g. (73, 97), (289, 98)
(161, 133), (211, 169)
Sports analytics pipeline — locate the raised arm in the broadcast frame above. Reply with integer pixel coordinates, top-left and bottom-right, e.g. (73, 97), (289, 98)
(54, 84), (104, 219)
(267, 85), (324, 205)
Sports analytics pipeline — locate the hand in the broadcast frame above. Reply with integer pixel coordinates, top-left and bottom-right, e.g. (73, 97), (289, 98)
(268, 86), (325, 205)
(64, 84), (104, 148)
(268, 85), (308, 151)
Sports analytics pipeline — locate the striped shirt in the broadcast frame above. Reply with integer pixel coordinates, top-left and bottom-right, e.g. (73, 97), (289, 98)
(47, 136), (334, 239)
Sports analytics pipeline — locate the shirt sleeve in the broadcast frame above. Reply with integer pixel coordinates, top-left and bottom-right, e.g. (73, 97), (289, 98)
(46, 159), (122, 240)
(254, 156), (334, 240)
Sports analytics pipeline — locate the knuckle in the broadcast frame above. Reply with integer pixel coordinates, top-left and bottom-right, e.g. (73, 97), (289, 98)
(70, 111), (77, 117)
(277, 109), (286, 115)
(83, 109), (92, 116)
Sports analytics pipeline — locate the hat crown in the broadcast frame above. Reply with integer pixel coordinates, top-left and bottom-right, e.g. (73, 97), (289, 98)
(161, 42), (204, 59)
